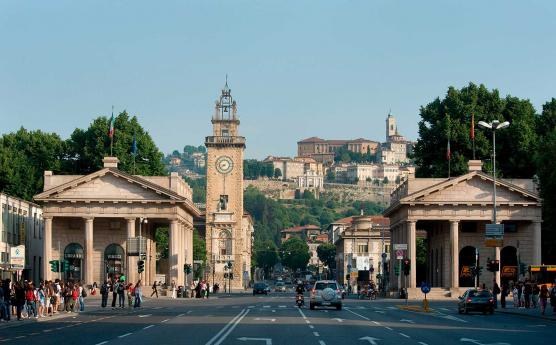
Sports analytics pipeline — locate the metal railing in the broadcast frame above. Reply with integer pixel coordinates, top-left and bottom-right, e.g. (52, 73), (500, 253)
(205, 136), (246, 145)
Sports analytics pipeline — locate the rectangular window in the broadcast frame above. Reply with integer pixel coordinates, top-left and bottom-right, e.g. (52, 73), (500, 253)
(221, 128), (230, 136)
(358, 244), (368, 254)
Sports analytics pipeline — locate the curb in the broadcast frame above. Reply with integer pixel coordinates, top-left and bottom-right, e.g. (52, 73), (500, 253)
(497, 309), (556, 321)
(0, 311), (80, 330)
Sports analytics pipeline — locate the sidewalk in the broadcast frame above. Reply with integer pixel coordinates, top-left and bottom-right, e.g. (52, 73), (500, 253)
(496, 301), (556, 321)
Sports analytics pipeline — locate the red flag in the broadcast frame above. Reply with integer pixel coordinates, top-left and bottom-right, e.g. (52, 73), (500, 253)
(446, 140), (451, 161)
(470, 113), (475, 139)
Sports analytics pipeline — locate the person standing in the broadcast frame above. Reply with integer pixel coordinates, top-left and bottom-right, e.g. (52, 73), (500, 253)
(100, 281), (109, 308)
(500, 282), (508, 308)
(24, 282), (37, 318)
(492, 281), (501, 309)
(111, 279), (118, 309)
(1, 279), (10, 321)
(14, 282), (25, 321)
(78, 284), (86, 312)
(550, 281), (556, 314)
(532, 284), (540, 309)
(117, 279), (125, 308)
(539, 285), (549, 315)
(127, 283), (133, 308)
(37, 282), (46, 317)
(134, 281), (142, 308)
(171, 280), (176, 299)
(150, 281), (158, 298)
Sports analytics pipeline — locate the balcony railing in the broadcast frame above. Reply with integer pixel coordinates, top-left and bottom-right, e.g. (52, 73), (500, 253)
(205, 136), (246, 145)
(213, 254), (234, 262)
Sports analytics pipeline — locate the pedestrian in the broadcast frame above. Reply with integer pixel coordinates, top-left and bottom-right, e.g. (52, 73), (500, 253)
(517, 282), (523, 307)
(100, 280), (109, 308)
(78, 283), (86, 312)
(500, 282), (508, 308)
(24, 282), (37, 318)
(171, 280), (176, 299)
(550, 281), (556, 314)
(539, 285), (549, 315)
(524, 280), (532, 308)
(14, 282), (25, 320)
(532, 284), (540, 308)
(117, 279), (125, 308)
(492, 282), (500, 309)
(111, 279), (118, 309)
(134, 280), (142, 308)
(1, 279), (10, 321)
(37, 282), (46, 317)
(53, 279), (61, 313)
(71, 284), (79, 312)
(150, 281), (158, 298)
(91, 282), (97, 296)
(0, 280), (6, 322)
(127, 283), (133, 308)
(45, 282), (54, 316)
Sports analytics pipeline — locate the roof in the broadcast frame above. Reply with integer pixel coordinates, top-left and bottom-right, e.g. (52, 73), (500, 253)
(329, 215), (389, 227)
(281, 225), (321, 233)
(298, 137), (326, 143)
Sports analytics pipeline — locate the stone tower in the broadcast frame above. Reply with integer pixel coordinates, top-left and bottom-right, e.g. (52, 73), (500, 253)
(205, 81), (247, 290)
(386, 112), (397, 142)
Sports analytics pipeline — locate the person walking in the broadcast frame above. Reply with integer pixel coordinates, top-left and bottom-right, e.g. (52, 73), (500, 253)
(500, 282), (508, 308)
(150, 281), (158, 298)
(78, 283), (86, 312)
(14, 282), (25, 321)
(550, 282), (556, 314)
(1, 279), (10, 321)
(134, 281), (142, 308)
(532, 284), (540, 309)
(0, 280), (6, 322)
(171, 280), (176, 299)
(539, 285), (549, 315)
(492, 282), (501, 309)
(127, 283), (133, 309)
(117, 279), (125, 308)
(524, 280), (532, 308)
(100, 280), (109, 308)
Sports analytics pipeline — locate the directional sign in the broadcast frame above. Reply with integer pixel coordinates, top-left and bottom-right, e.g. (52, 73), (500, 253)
(359, 337), (381, 345)
(237, 338), (272, 345)
(396, 249), (405, 260)
(394, 244), (408, 250)
(421, 283), (431, 294)
(10, 245), (25, 269)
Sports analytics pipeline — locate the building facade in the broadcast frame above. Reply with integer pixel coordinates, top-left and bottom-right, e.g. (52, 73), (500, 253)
(384, 160), (542, 297)
(34, 157), (200, 288)
(297, 137), (379, 165)
(0, 193), (44, 282)
(204, 82), (253, 290)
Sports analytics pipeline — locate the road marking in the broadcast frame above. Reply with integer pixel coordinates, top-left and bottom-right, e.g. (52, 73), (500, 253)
(187, 310), (193, 314)
(14, 336), (26, 339)
(319, 341), (326, 345)
(385, 327), (393, 331)
(205, 309), (249, 345)
(305, 320), (311, 324)
(375, 310), (385, 314)
(254, 318), (276, 322)
(460, 338), (510, 345)
(161, 319), (170, 323)
(399, 333), (410, 338)
(400, 319), (415, 324)
(138, 314), (152, 318)
(30, 333), (39, 336)
(439, 308), (450, 311)
(278, 305), (287, 308)
(263, 305), (271, 308)
(248, 306), (256, 308)
(237, 337), (272, 344)
(313, 332), (320, 337)
(309, 325), (314, 329)
(94, 342), (108, 345)
(440, 315), (467, 323)
(143, 324), (155, 330)
(213, 309), (250, 345)
(332, 318), (344, 322)
(271, 310), (276, 313)
(359, 337), (381, 344)
(372, 321), (381, 325)
(298, 308), (308, 319)
(387, 306), (397, 310)
(177, 313), (185, 317)
(345, 308), (370, 320)
(118, 333), (132, 338)
(418, 342), (429, 345)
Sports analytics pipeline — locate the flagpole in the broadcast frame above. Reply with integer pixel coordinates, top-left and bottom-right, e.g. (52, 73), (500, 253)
(110, 105), (114, 156)
(472, 113), (476, 160)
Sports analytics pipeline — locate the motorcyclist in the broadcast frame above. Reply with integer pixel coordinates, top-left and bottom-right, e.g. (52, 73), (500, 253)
(295, 282), (305, 306)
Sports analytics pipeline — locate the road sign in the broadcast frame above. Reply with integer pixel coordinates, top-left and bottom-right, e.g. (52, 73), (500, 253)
(485, 238), (503, 247)
(394, 244), (408, 250)
(421, 283), (431, 294)
(395, 249), (405, 260)
(10, 245), (25, 269)
(485, 224), (504, 237)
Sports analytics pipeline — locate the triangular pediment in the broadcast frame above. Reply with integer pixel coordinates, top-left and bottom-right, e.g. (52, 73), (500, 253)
(403, 172), (540, 205)
(35, 169), (182, 202)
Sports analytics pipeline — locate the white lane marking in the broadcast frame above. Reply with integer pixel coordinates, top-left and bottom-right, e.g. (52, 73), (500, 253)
(248, 306), (256, 308)
(213, 309), (250, 345)
(418, 342), (429, 345)
(187, 310), (193, 314)
(305, 320), (311, 324)
(263, 305), (271, 308)
(254, 318), (276, 322)
(400, 319), (415, 324)
(237, 338), (272, 345)
(119, 333), (132, 338)
(298, 308), (308, 319)
(345, 308), (370, 321)
(375, 310), (385, 314)
(205, 310), (250, 345)
(161, 319), (170, 323)
(439, 308), (450, 311)
(278, 305), (287, 308)
(372, 321), (381, 325)
(387, 306), (397, 310)
(177, 313), (185, 317)
(440, 315), (468, 323)
(399, 333), (410, 338)
(143, 324), (155, 330)
(332, 318), (344, 323)
(309, 325), (315, 329)
(385, 327), (393, 331)
(460, 338), (510, 345)
(272, 310), (276, 313)
(94, 342), (108, 345)
(319, 341), (326, 345)
(313, 332), (320, 337)
(138, 314), (152, 318)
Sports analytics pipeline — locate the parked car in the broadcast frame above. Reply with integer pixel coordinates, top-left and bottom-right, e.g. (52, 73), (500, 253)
(253, 282), (270, 295)
(309, 280), (342, 310)
(275, 281), (286, 292)
(457, 289), (494, 314)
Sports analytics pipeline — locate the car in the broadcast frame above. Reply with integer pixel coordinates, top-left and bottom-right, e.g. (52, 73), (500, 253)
(309, 280), (343, 310)
(253, 282), (270, 295)
(457, 289), (495, 314)
(275, 281), (286, 292)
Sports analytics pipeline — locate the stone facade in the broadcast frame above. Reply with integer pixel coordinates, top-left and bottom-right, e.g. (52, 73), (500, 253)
(34, 157), (200, 288)
(384, 160), (542, 297)
(205, 83), (253, 290)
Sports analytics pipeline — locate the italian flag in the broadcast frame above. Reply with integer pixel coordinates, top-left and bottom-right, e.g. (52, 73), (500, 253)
(108, 112), (115, 138)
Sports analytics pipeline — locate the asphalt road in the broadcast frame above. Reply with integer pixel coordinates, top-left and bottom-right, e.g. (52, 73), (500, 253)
(0, 294), (553, 345)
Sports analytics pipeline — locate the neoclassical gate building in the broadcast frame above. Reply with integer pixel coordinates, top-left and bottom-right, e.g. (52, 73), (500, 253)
(384, 160), (542, 297)
(34, 157), (200, 287)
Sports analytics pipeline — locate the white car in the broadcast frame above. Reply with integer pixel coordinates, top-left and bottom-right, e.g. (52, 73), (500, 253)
(309, 280), (342, 310)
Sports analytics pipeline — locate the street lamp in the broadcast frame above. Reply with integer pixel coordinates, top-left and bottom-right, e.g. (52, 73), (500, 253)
(139, 217), (148, 280)
(477, 120), (510, 224)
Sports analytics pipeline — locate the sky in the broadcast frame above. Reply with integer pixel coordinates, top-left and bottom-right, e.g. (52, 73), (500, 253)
(1, 1), (555, 159)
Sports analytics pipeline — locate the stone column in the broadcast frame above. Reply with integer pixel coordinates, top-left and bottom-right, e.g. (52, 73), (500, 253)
(169, 220), (179, 286)
(126, 218), (136, 285)
(533, 221), (542, 264)
(450, 220), (460, 291)
(84, 217), (94, 286)
(43, 217), (53, 281)
(407, 221), (416, 288)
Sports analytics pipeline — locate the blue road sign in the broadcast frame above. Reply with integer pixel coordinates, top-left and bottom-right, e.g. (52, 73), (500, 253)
(420, 282), (431, 294)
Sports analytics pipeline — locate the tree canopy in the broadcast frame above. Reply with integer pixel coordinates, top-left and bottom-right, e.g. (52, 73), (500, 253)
(280, 237), (310, 272)
(317, 243), (336, 269)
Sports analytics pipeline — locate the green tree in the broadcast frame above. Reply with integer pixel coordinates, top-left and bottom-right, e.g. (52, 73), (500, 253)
(414, 83), (538, 178)
(253, 240), (279, 277)
(65, 111), (165, 175)
(0, 128), (67, 200)
(274, 168), (282, 179)
(155, 227), (169, 259)
(382, 177), (389, 184)
(317, 243), (336, 276)
(325, 169), (335, 182)
(280, 237), (310, 271)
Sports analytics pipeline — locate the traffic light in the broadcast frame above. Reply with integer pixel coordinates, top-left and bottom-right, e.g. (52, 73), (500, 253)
(403, 258), (410, 276)
(487, 259), (499, 272)
(137, 260), (145, 273)
(184, 264), (192, 274)
(519, 262), (527, 275)
(227, 261), (233, 269)
(224, 273), (228, 279)
(61, 260), (70, 272)
(229, 273), (234, 280)
(394, 263), (400, 276)
(49, 260), (59, 272)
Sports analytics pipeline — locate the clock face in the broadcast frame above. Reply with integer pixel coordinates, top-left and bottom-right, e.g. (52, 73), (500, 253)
(216, 156), (234, 174)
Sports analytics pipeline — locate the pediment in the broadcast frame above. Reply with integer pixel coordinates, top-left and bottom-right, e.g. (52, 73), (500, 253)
(35, 169), (180, 202)
(405, 173), (539, 205)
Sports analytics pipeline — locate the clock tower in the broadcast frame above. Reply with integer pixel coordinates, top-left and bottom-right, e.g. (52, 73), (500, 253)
(205, 81), (251, 290)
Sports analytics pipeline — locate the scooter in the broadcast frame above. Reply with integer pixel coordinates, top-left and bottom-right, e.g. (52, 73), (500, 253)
(296, 294), (304, 307)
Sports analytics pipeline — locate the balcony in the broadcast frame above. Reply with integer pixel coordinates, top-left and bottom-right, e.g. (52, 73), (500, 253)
(213, 254), (234, 263)
(205, 136), (246, 147)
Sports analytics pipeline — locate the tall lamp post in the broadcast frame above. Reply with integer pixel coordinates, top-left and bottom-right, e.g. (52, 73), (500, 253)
(138, 217), (148, 281)
(478, 119), (510, 287)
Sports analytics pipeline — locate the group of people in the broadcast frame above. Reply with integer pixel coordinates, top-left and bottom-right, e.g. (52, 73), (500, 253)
(99, 278), (143, 309)
(498, 279), (556, 315)
(0, 278), (88, 322)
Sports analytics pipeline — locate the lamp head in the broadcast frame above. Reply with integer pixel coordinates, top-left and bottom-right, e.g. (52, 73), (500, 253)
(478, 121), (491, 129)
(496, 121), (510, 130)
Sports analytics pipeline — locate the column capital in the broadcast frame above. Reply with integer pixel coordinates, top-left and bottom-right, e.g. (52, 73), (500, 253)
(43, 215), (53, 220)
(125, 217), (136, 222)
(84, 216), (94, 222)
(449, 219), (460, 224)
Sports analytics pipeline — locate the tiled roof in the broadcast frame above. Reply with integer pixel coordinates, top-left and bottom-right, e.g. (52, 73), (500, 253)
(281, 224), (321, 233)
(298, 137), (326, 143)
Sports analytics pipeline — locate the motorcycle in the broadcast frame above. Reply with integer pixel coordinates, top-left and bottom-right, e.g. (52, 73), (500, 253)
(295, 293), (304, 307)
(368, 288), (377, 300)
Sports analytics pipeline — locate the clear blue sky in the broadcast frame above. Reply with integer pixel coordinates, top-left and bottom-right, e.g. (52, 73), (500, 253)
(1, 1), (555, 159)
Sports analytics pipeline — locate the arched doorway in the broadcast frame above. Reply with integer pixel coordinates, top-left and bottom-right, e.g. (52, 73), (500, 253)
(500, 246), (518, 284)
(104, 244), (125, 281)
(64, 243), (83, 282)
(459, 246), (476, 287)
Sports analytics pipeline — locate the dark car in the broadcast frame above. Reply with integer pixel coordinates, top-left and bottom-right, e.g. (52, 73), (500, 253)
(253, 282), (269, 295)
(458, 289), (494, 314)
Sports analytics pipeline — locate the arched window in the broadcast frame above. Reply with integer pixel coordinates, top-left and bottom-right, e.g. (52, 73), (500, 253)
(64, 243), (84, 281)
(104, 244), (125, 278)
(218, 230), (232, 256)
